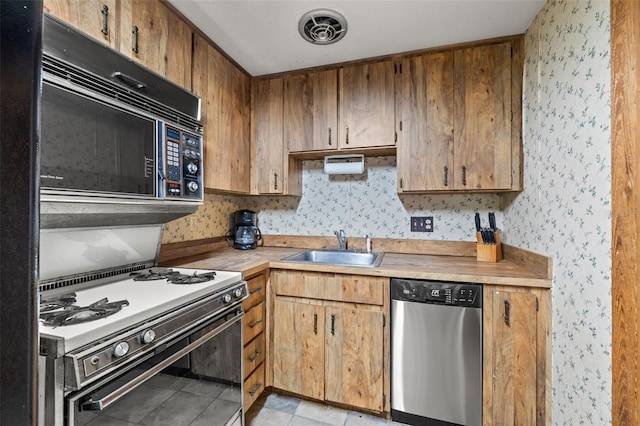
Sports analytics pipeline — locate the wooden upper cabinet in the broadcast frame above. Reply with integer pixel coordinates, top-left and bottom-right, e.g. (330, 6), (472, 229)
(453, 42), (512, 190)
(44, 0), (118, 49)
(252, 78), (302, 195)
(193, 33), (251, 194)
(339, 61), (396, 149)
(397, 51), (454, 192)
(253, 78), (285, 194)
(284, 70), (338, 152)
(119, 0), (193, 89)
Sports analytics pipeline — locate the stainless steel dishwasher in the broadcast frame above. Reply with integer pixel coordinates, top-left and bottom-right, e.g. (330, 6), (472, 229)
(391, 278), (482, 426)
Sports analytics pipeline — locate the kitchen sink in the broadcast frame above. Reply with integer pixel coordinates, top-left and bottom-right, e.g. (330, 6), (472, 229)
(281, 249), (384, 267)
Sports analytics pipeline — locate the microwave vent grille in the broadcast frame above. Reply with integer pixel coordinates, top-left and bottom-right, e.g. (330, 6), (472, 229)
(42, 54), (202, 133)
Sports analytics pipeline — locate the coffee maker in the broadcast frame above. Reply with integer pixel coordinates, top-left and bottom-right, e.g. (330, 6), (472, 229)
(230, 210), (262, 250)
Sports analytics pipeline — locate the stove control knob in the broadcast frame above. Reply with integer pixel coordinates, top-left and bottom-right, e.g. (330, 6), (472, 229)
(187, 162), (198, 174)
(140, 329), (156, 344)
(222, 293), (232, 304)
(113, 342), (130, 358)
(187, 181), (199, 193)
(233, 288), (244, 298)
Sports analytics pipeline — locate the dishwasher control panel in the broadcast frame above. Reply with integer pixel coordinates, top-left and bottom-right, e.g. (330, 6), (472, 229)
(390, 278), (482, 308)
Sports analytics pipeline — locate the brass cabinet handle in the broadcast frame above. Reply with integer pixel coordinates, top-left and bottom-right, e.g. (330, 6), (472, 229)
(248, 349), (262, 362)
(248, 318), (263, 329)
(249, 382), (262, 396)
(101, 5), (109, 35)
(132, 26), (139, 54)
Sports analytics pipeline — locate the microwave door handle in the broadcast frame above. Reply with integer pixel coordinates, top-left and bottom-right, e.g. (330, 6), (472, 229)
(111, 72), (147, 90)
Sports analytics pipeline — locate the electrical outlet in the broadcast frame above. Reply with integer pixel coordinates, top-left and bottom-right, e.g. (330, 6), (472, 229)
(410, 216), (434, 232)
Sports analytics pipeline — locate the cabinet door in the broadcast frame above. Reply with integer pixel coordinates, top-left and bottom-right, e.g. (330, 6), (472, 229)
(253, 78), (285, 194)
(325, 306), (384, 412)
(120, 0), (193, 89)
(193, 34), (251, 193)
(489, 290), (538, 425)
(272, 299), (325, 400)
(454, 43), (512, 190)
(339, 61), (396, 149)
(285, 70), (338, 152)
(397, 52), (454, 192)
(44, 0), (118, 49)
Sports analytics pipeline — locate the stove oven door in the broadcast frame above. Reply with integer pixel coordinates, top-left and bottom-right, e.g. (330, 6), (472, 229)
(65, 309), (244, 426)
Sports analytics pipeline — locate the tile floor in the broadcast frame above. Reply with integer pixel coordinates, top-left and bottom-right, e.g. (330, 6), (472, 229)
(246, 392), (408, 426)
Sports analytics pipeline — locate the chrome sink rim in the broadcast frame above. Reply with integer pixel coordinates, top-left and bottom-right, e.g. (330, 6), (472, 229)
(281, 249), (385, 268)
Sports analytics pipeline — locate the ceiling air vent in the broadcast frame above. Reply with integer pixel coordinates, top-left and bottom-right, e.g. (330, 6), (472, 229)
(298, 9), (348, 45)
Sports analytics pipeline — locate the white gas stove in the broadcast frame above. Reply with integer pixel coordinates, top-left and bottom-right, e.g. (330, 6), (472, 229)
(39, 267), (243, 353)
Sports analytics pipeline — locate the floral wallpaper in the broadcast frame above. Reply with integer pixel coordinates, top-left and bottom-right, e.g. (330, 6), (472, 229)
(164, 1), (613, 422)
(163, 156), (504, 243)
(503, 0), (611, 423)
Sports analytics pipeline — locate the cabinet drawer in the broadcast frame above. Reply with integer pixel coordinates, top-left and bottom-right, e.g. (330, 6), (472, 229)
(243, 274), (266, 311)
(274, 271), (384, 305)
(243, 332), (265, 378)
(243, 302), (265, 345)
(244, 362), (265, 410)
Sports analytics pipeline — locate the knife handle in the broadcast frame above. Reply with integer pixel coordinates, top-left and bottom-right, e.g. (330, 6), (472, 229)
(475, 213), (482, 232)
(489, 212), (496, 230)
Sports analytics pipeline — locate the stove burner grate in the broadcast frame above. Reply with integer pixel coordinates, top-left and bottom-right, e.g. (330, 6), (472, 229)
(40, 292), (77, 312)
(167, 271), (217, 285)
(39, 298), (129, 327)
(130, 268), (181, 281)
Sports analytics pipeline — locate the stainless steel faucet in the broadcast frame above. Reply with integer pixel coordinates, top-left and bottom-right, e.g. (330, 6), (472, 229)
(365, 235), (372, 253)
(334, 229), (346, 250)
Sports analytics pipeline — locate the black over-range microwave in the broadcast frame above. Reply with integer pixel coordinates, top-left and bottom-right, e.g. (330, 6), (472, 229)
(40, 14), (204, 203)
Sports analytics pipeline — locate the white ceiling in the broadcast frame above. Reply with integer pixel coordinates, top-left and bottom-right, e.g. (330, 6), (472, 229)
(168, 0), (545, 76)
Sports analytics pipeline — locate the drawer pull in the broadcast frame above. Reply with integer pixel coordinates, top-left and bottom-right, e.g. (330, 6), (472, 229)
(313, 313), (318, 334)
(249, 318), (263, 329)
(249, 382), (262, 396)
(443, 166), (448, 186)
(249, 286), (263, 295)
(248, 349), (262, 362)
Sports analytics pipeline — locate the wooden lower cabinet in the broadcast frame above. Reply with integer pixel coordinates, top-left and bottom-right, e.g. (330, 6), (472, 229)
(271, 270), (387, 413)
(242, 272), (267, 410)
(483, 285), (550, 426)
(272, 299), (325, 400)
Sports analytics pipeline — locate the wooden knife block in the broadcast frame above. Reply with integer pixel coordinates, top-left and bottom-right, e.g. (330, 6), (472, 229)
(476, 229), (503, 262)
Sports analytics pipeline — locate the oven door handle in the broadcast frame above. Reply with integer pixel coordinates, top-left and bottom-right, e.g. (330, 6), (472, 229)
(79, 311), (243, 411)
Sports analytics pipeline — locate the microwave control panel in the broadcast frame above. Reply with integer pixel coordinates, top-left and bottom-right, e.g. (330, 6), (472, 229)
(159, 124), (203, 201)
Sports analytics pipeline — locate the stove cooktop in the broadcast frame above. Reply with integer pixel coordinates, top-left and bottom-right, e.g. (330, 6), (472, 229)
(38, 268), (243, 353)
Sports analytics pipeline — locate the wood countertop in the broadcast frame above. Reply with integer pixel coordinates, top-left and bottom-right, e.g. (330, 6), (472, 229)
(162, 242), (552, 288)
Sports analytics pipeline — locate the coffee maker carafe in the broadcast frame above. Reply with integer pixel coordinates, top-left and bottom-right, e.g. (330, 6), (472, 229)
(231, 209), (262, 250)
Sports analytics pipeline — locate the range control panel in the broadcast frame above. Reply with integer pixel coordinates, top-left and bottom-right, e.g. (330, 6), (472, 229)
(390, 278), (482, 308)
(159, 124), (203, 201)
